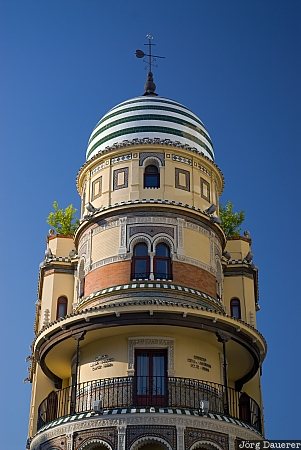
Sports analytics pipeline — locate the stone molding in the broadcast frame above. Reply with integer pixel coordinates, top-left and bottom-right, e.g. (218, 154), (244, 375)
(127, 336), (175, 376)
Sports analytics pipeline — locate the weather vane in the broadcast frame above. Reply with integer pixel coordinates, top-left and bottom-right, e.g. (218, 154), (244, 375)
(135, 34), (165, 96)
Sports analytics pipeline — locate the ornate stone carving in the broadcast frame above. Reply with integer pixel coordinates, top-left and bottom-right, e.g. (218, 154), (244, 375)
(40, 435), (66, 450)
(126, 425), (176, 450)
(185, 428), (228, 450)
(74, 427), (117, 450)
(92, 219), (120, 236)
(30, 413), (261, 450)
(139, 152), (165, 166)
(129, 225), (175, 238)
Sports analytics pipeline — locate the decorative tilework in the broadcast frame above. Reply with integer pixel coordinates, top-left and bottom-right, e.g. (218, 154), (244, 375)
(111, 153), (132, 164)
(113, 167), (129, 190)
(172, 154), (192, 166)
(91, 176), (102, 200)
(185, 427), (229, 450)
(175, 168), (191, 191)
(91, 162), (106, 176)
(201, 177), (210, 202)
(139, 151), (165, 166)
(126, 424), (176, 450)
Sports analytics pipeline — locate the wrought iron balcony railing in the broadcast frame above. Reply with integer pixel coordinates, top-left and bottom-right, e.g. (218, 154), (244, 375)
(38, 376), (261, 433)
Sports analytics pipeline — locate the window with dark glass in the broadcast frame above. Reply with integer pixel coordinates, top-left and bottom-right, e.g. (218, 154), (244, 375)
(56, 296), (68, 319)
(144, 165), (160, 188)
(134, 349), (167, 406)
(230, 298), (241, 319)
(131, 243), (150, 279)
(154, 243), (172, 280)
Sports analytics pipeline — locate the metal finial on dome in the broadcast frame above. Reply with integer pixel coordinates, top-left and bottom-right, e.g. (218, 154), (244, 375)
(135, 33), (165, 96)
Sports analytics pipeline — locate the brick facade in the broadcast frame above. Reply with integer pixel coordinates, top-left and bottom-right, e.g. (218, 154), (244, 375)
(173, 261), (216, 297)
(84, 259), (216, 298)
(84, 260), (131, 295)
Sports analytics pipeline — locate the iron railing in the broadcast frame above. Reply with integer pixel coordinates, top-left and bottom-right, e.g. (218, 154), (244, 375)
(37, 376), (261, 432)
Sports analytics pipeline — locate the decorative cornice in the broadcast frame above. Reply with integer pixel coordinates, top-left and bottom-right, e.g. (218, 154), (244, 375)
(77, 282), (221, 309)
(76, 138), (224, 192)
(30, 408), (262, 447)
(75, 199), (226, 247)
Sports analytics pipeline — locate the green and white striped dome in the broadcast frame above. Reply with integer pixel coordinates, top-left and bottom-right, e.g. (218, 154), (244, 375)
(86, 96), (214, 161)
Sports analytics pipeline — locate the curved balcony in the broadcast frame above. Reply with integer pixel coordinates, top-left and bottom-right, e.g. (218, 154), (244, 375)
(37, 376), (261, 433)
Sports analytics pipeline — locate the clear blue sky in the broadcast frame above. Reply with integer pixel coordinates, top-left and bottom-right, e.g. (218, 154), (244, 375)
(1, 1), (300, 447)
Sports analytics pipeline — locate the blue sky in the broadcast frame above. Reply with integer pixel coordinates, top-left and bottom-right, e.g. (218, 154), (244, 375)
(1, 1), (300, 447)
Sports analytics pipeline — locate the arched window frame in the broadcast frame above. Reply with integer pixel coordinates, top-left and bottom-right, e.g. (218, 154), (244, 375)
(144, 164), (160, 188)
(131, 242), (150, 280)
(142, 156), (163, 190)
(153, 242), (172, 280)
(56, 296), (68, 319)
(230, 297), (241, 319)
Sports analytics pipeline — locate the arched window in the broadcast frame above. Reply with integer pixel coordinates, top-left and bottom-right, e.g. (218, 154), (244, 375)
(56, 296), (68, 319)
(154, 243), (172, 280)
(144, 165), (160, 188)
(131, 243), (150, 279)
(230, 298), (241, 319)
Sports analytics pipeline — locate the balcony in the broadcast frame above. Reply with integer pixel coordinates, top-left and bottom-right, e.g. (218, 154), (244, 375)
(37, 376), (261, 433)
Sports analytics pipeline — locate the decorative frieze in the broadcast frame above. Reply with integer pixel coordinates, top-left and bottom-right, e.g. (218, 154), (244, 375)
(172, 154), (192, 166)
(92, 219), (120, 236)
(126, 424), (176, 450)
(91, 162), (106, 176)
(185, 427), (229, 450)
(90, 254), (130, 271)
(129, 225), (175, 239)
(30, 412), (261, 450)
(111, 153), (132, 165)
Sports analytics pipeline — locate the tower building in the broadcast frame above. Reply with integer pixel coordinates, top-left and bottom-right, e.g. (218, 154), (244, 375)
(27, 65), (266, 450)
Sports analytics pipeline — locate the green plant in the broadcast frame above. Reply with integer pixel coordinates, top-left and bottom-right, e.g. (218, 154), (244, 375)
(219, 201), (245, 238)
(47, 201), (79, 235)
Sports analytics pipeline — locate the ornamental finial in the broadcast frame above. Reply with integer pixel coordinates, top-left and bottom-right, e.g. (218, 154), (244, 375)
(135, 33), (165, 96)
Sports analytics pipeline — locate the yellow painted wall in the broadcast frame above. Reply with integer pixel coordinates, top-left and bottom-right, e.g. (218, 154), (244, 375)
(184, 228), (211, 264)
(91, 226), (120, 262)
(78, 147), (223, 214)
(40, 271), (74, 329)
(78, 335), (129, 382)
(225, 239), (250, 260)
(48, 236), (75, 257)
(224, 274), (257, 327)
(28, 365), (55, 435)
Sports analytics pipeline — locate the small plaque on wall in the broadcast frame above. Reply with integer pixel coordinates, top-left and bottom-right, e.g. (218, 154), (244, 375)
(90, 354), (115, 371)
(187, 355), (212, 372)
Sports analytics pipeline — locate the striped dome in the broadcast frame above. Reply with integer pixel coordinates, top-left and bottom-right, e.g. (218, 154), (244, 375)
(86, 96), (214, 161)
